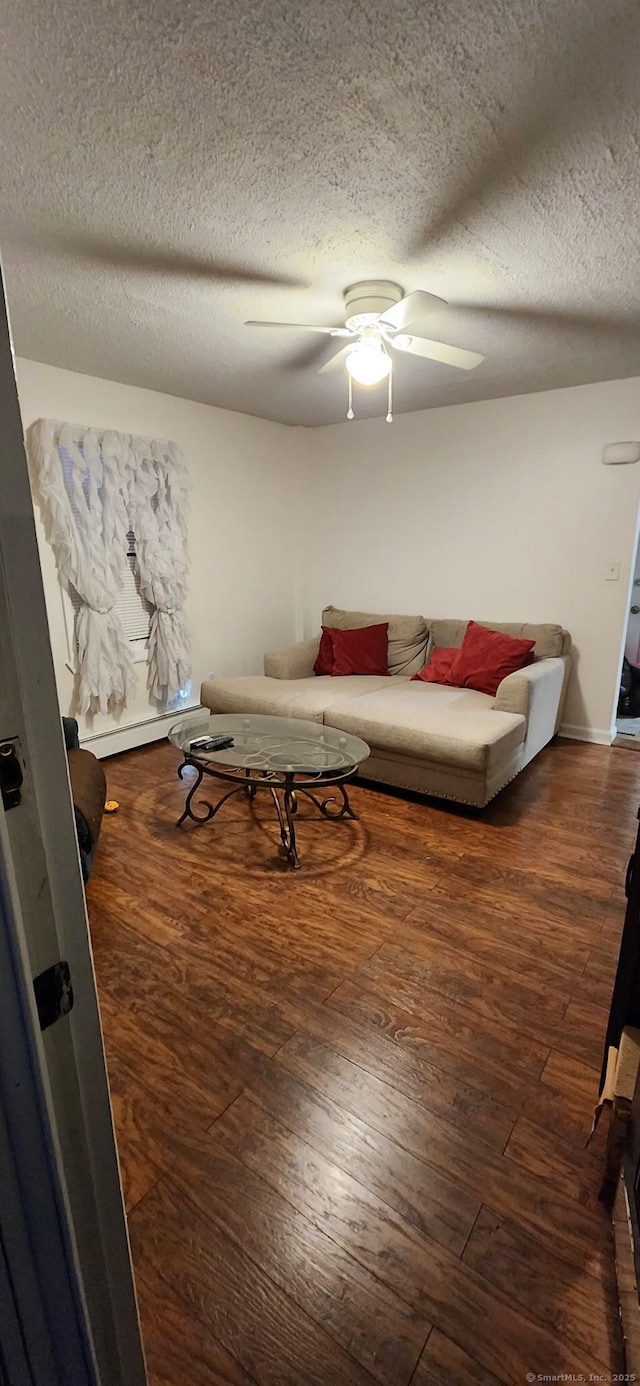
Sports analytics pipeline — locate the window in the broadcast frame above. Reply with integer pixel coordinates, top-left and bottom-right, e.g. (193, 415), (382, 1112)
(114, 532), (153, 651)
(62, 532), (152, 668)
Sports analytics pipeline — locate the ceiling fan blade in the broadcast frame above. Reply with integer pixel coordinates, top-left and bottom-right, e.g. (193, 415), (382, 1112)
(245, 320), (353, 336)
(406, 8), (635, 259)
(4, 224), (306, 288)
(379, 290), (447, 332)
(453, 301), (640, 341)
(319, 346), (352, 375)
(394, 336), (484, 370)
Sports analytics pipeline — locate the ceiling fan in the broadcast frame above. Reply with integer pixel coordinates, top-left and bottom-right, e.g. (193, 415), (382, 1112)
(246, 280), (484, 421)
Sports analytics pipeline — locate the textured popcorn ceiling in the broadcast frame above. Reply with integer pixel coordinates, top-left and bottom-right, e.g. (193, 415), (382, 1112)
(1, 0), (640, 426)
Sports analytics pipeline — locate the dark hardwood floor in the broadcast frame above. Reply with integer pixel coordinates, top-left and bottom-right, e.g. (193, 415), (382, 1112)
(87, 735), (639, 1385)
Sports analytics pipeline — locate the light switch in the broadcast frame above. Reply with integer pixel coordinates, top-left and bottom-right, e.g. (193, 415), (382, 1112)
(605, 562), (621, 581)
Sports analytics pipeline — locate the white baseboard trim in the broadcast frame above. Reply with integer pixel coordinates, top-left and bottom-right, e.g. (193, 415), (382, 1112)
(80, 704), (204, 759)
(558, 723), (614, 746)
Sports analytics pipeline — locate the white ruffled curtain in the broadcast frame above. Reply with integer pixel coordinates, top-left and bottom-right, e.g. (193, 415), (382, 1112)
(28, 419), (190, 714)
(129, 438), (190, 703)
(28, 419), (137, 714)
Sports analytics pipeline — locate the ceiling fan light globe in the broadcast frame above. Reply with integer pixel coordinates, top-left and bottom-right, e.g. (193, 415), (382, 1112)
(346, 343), (392, 386)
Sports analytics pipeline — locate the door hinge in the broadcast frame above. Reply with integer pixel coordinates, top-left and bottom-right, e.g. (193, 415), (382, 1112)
(33, 961), (74, 1031)
(0, 739), (23, 810)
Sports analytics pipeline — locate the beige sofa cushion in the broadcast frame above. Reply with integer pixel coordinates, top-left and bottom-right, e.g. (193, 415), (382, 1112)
(428, 619), (569, 659)
(322, 604), (429, 676)
(200, 674), (394, 723)
(324, 682), (526, 774)
(264, 636), (319, 680)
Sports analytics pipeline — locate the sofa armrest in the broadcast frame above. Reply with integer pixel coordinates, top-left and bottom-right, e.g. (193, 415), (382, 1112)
(62, 715), (80, 750)
(494, 656), (569, 763)
(264, 636), (320, 680)
(67, 747), (106, 881)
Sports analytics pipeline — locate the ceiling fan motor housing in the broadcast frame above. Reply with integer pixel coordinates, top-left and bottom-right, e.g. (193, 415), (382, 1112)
(344, 280), (403, 331)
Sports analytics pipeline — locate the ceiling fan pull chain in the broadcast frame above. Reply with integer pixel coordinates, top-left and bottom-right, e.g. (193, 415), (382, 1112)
(347, 373), (354, 420)
(386, 363), (393, 423)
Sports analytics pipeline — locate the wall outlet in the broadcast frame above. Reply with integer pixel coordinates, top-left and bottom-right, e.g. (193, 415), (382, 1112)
(605, 562), (621, 581)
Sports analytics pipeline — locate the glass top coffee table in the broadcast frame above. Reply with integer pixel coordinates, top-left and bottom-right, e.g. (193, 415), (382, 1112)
(169, 713), (370, 869)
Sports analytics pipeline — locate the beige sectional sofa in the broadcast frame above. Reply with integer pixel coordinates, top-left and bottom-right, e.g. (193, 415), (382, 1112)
(200, 606), (572, 808)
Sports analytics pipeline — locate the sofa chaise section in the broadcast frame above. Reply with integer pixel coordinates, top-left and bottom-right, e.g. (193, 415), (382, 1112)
(323, 682), (527, 806)
(426, 618), (571, 780)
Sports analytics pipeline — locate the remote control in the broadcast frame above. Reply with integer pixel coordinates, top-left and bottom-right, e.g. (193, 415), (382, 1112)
(189, 734), (235, 752)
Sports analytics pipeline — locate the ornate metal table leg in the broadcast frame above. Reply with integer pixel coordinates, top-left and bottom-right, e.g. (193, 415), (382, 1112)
(338, 782), (358, 820)
(244, 768), (257, 800)
(176, 763), (215, 826)
(283, 785), (300, 867)
(177, 764), (247, 827)
(296, 779), (359, 821)
(268, 782), (300, 868)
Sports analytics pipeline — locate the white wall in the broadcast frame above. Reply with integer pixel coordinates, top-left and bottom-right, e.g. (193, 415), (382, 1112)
(300, 377), (640, 741)
(16, 359), (297, 750)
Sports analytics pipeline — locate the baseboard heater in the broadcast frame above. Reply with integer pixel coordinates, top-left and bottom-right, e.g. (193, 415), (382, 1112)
(80, 705), (203, 759)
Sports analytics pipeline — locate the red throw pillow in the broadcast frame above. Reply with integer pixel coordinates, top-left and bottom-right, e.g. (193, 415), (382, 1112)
(313, 628), (335, 676)
(328, 623), (389, 677)
(448, 621), (535, 696)
(412, 647), (459, 684)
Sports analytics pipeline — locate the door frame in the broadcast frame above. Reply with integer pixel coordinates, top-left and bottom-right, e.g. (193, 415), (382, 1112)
(0, 263), (146, 1384)
(612, 498), (640, 739)
(0, 829), (96, 1385)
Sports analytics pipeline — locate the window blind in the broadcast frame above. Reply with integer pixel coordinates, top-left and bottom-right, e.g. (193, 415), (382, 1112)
(65, 533), (151, 662)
